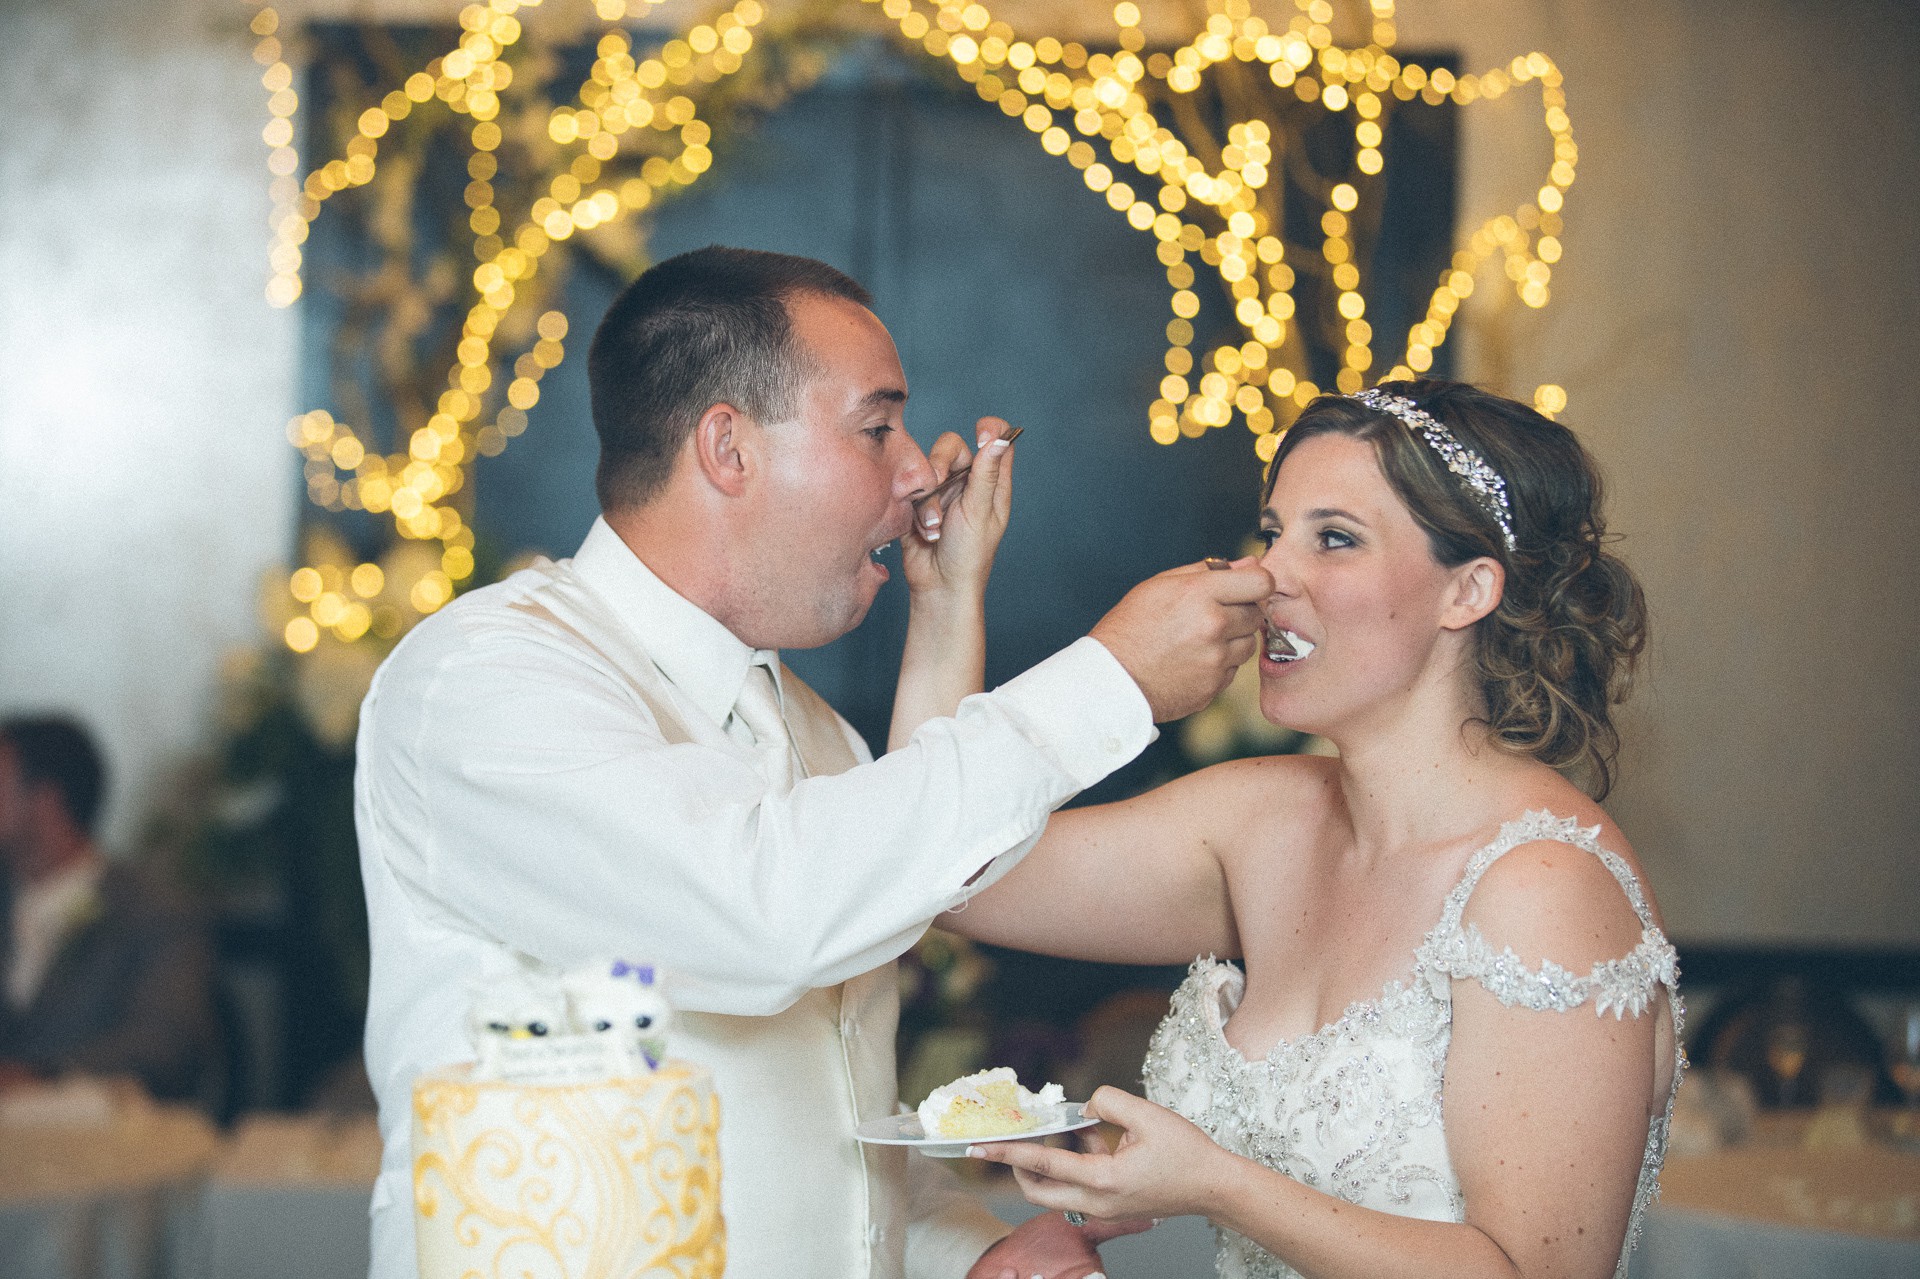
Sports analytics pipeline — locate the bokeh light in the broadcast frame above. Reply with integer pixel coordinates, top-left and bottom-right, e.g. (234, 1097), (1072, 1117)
(260, 0), (1576, 649)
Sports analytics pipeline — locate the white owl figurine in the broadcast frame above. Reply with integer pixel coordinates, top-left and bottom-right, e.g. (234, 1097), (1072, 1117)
(563, 959), (673, 1072)
(467, 971), (570, 1077)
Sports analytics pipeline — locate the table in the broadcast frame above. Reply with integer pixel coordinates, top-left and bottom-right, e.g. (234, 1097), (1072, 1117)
(0, 1081), (222, 1279)
(10, 1101), (1917, 1278)
(194, 1114), (382, 1279)
(1625, 1134), (1920, 1279)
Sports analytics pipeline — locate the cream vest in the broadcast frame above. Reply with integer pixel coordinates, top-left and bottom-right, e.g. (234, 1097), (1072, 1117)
(526, 573), (913, 1279)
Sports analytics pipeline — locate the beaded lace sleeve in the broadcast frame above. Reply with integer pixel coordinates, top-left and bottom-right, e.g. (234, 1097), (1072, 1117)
(1418, 811), (1679, 1019)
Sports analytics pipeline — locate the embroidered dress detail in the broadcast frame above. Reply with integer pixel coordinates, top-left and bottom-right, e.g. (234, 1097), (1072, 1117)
(1420, 811), (1681, 1020)
(1143, 811), (1683, 1279)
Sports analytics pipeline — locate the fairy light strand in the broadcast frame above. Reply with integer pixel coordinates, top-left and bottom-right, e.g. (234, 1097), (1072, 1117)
(860, 0), (1576, 456)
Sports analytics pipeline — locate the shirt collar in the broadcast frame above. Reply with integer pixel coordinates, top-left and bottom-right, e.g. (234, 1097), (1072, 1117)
(16, 855), (104, 929)
(569, 516), (780, 726)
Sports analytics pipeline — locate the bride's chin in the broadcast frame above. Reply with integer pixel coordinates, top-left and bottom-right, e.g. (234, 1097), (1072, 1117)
(1257, 695), (1318, 738)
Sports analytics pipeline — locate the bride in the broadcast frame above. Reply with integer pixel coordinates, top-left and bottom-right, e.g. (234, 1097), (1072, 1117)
(916, 380), (1679, 1279)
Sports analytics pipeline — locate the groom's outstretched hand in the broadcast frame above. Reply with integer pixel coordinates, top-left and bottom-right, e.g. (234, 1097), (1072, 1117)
(967, 1209), (1150, 1279)
(1090, 558), (1272, 723)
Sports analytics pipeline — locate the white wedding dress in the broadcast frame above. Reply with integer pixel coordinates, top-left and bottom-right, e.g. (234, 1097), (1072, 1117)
(1143, 812), (1683, 1279)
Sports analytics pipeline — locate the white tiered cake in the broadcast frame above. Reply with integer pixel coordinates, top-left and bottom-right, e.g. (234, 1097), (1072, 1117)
(410, 961), (724, 1279)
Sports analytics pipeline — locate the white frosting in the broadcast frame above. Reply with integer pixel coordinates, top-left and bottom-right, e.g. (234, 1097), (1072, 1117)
(916, 1067), (1065, 1135)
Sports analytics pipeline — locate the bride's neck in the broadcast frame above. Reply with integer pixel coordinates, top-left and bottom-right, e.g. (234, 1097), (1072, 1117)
(1326, 708), (1525, 857)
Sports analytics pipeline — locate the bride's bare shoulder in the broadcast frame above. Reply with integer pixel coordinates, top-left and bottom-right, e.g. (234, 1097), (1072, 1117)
(1184, 750), (1340, 803)
(1168, 752), (1342, 856)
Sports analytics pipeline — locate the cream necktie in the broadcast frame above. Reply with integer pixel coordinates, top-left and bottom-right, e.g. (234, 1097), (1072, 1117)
(731, 661), (803, 794)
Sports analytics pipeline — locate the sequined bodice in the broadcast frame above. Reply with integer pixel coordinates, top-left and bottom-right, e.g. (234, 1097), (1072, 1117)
(1142, 812), (1683, 1279)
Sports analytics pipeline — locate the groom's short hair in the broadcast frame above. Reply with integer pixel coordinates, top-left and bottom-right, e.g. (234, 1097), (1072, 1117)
(587, 245), (871, 511)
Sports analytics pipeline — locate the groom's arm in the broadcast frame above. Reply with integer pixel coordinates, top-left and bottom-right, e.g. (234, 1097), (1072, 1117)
(357, 620), (1150, 1018)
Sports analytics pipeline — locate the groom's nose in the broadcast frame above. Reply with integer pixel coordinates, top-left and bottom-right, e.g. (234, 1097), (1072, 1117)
(891, 436), (936, 500)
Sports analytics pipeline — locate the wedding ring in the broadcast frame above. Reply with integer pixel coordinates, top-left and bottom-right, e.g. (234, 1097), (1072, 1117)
(1203, 557), (1231, 570)
(1064, 1210), (1088, 1227)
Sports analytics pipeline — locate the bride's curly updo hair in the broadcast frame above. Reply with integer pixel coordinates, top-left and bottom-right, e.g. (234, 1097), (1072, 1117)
(1265, 378), (1648, 798)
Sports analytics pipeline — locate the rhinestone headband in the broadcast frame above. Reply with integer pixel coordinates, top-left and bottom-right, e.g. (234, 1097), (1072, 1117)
(1349, 388), (1516, 551)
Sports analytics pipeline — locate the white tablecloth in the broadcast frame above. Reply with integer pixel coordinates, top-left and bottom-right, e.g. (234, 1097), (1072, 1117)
(0, 1083), (222, 1279)
(10, 1107), (1920, 1279)
(1629, 1207), (1920, 1279)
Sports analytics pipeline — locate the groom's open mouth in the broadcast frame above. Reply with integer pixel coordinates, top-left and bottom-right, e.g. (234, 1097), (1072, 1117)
(1264, 625), (1317, 664)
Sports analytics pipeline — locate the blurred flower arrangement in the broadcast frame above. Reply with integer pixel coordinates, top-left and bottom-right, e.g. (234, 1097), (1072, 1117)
(897, 928), (995, 1106)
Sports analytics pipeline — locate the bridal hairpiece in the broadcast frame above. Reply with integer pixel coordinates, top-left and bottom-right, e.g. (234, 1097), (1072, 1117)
(1349, 388), (1517, 552)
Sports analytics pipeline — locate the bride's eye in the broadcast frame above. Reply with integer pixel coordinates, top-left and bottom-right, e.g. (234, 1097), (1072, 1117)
(1253, 528), (1279, 550)
(1318, 527), (1356, 550)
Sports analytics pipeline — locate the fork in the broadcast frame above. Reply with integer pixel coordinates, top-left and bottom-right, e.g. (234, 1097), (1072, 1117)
(913, 425), (1023, 514)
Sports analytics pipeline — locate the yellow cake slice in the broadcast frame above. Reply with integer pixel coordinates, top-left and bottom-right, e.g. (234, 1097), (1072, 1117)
(917, 1067), (1065, 1140)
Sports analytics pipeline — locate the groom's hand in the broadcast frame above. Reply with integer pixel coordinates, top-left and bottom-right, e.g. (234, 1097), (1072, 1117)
(1090, 558), (1272, 722)
(968, 1209), (1146, 1279)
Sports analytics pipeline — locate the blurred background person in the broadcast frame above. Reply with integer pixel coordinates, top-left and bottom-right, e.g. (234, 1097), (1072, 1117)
(0, 715), (218, 1105)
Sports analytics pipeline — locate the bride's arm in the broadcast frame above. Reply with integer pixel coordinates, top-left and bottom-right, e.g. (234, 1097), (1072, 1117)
(889, 421), (1271, 964)
(887, 420), (1014, 751)
(976, 838), (1664, 1279)
(982, 1090), (1522, 1277)
(934, 754), (1330, 964)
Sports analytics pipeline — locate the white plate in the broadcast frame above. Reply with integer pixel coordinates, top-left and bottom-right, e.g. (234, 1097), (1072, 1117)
(855, 1102), (1097, 1158)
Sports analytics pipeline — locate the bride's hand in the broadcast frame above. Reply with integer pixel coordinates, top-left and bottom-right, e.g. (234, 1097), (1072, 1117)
(903, 417), (1015, 602)
(969, 1086), (1226, 1224)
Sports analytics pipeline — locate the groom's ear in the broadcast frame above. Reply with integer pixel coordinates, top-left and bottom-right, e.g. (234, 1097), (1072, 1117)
(1439, 557), (1503, 631)
(690, 403), (752, 498)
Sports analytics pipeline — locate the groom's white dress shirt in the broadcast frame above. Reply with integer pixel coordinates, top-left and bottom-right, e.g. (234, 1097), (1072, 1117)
(356, 517), (1155, 1278)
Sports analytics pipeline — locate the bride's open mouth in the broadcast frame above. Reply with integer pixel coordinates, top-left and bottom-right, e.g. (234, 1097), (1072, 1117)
(1265, 626), (1316, 664)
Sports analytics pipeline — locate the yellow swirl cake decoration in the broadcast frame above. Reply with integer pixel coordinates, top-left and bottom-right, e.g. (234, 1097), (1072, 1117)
(411, 1061), (724, 1279)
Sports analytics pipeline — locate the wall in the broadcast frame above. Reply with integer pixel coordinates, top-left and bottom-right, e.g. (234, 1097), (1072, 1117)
(0, 0), (298, 846)
(0, 0), (1913, 944)
(1394, 0), (1920, 943)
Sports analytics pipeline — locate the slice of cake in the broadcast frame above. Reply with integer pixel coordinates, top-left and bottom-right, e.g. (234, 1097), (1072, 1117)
(917, 1067), (1065, 1140)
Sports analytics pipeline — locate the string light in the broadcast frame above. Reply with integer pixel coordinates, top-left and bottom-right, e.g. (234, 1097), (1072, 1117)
(260, 0), (1574, 652)
(855, 0), (1575, 460)
(254, 0), (794, 650)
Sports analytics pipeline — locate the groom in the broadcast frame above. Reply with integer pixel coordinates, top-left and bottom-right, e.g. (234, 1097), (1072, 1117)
(355, 246), (1270, 1278)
